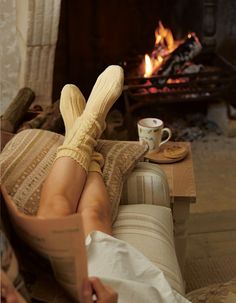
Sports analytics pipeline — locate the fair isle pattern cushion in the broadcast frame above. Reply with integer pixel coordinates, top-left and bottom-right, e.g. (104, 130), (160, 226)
(97, 140), (148, 221)
(0, 129), (147, 223)
(1, 130), (62, 215)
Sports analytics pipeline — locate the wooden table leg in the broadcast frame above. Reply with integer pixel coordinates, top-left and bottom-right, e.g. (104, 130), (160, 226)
(172, 200), (190, 276)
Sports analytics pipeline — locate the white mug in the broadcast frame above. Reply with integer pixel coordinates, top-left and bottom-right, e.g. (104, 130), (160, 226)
(137, 118), (172, 152)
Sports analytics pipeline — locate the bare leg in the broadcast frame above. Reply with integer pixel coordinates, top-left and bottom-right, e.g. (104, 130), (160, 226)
(37, 158), (87, 218)
(77, 172), (112, 236)
(37, 66), (124, 219)
(37, 158), (112, 236)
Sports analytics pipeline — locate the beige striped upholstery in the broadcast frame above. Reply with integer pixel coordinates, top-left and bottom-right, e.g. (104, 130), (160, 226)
(113, 204), (185, 295)
(116, 163), (185, 294)
(121, 162), (170, 207)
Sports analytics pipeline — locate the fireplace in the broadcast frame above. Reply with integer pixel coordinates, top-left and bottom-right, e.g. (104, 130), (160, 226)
(5, 0), (236, 139)
(53, 0), (236, 101)
(123, 43), (236, 119)
(122, 49), (236, 139)
(51, 0), (236, 140)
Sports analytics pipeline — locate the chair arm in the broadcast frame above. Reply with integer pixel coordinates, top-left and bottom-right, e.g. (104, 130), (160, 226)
(120, 162), (170, 208)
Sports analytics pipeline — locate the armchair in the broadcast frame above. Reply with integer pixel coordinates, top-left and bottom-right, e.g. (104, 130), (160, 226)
(0, 129), (186, 300)
(114, 162), (185, 295)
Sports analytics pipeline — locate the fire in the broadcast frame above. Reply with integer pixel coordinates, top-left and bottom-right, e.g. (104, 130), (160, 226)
(144, 55), (152, 78)
(155, 21), (175, 53)
(143, 21), (182, 77)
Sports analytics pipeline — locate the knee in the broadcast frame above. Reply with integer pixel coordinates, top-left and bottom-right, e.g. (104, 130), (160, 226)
(80, 205), (111, 223)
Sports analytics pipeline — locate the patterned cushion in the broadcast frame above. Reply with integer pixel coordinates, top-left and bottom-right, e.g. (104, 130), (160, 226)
(0, 129), (147, 222)
(186, 277), (236, 303)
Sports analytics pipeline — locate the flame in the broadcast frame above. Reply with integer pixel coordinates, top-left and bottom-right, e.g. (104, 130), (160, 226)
(144, 55), (152, 78)
(143, 21), (182, 77)
(156, 21), (175, 52)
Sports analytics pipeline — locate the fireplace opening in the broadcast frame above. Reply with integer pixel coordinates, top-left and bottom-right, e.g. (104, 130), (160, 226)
(53, 0), (205, 99)
(53, 0), (236, 141)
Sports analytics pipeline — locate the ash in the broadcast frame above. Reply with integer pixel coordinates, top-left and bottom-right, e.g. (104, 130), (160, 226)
(106, 103), (223, 142)
(168, 112), (222, 142)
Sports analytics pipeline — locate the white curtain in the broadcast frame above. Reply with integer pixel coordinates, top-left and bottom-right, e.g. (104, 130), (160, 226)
(0, 0), (20, 115)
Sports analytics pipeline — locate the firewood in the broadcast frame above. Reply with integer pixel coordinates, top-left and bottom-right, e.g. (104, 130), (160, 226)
(1, 88), (35, 133)
(18, 111), (50, 131)
(18, 100), (64, 134)
(41, 100), (64, 133)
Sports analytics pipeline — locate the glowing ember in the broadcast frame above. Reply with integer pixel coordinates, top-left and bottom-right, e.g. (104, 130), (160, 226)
(143, 21), (183, 77)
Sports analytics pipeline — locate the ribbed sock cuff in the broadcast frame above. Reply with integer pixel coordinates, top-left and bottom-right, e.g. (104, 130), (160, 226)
(88, 160), (103, 175)
(91, 151), (104, 167)
(55, 146), (91, 172)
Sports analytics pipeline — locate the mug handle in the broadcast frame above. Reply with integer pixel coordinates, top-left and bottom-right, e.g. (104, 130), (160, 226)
(160, 128), (172, 147)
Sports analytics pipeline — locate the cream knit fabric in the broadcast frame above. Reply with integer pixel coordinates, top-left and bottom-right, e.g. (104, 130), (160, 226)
(60, 84), (104, 173)
(56, 65), (124, 172)
(60, 84), (86, 138)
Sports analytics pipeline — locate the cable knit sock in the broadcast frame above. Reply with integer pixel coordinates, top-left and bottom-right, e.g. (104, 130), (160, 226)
(59, 84), (104, 174)
(88, 152), (104, 174)
(60, 84), (86, 137)
(84, 65), (124, 123)
(55, 65), (124, 173)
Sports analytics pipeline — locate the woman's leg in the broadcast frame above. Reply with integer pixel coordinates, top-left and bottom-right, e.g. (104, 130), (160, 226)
(77, 172), (112, 236)
(37, 84), (88, 217)
(37, 66), (124, 219)
(37, 84), (112, 232)
(37, 157), (87, 217)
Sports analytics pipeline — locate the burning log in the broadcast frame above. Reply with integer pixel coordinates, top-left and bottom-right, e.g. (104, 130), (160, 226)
(156, 33), (202, 86)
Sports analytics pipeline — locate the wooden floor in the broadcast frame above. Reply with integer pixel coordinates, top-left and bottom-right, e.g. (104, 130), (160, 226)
(184, 135), (236, 292)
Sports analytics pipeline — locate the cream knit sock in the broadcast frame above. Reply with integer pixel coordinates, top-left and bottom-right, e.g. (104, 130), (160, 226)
(60, 84), (86, 137)
(84, 65), (124, 123)
(59, 84), (104, 174)
(56, 65), (124, 172)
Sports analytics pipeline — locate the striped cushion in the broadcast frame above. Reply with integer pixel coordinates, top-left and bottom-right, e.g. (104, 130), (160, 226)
(113, 204), (185, 295)
(0, 129), (147, 222)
